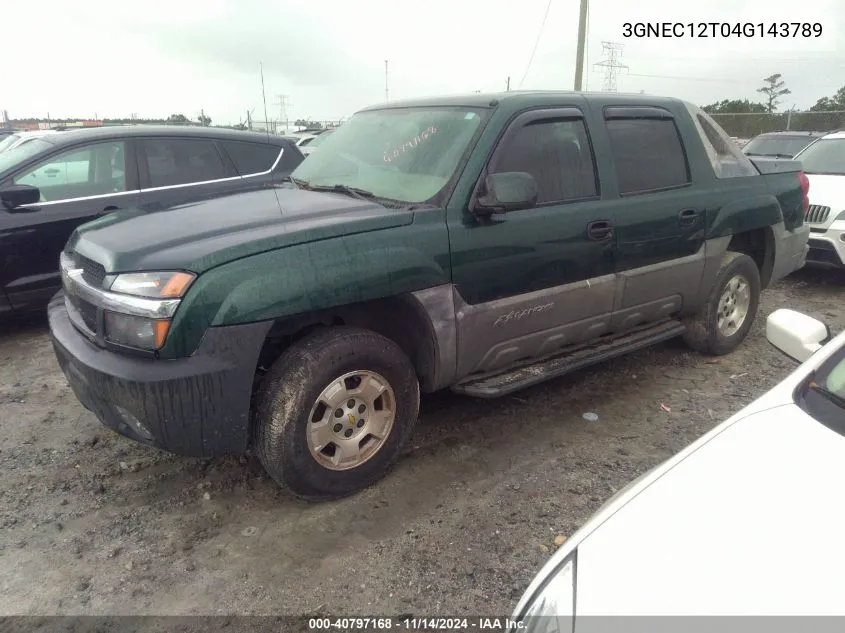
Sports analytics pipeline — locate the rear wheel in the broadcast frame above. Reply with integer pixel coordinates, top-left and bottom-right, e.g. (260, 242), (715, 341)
(682, 251), (761, 355)
(253, 326), (419, 500)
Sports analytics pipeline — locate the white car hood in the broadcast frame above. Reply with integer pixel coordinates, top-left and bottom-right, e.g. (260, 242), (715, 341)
(575, 404), (845, 616)
(806, 173), (845, 213)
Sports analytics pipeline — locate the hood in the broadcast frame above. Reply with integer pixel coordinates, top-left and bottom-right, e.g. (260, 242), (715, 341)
(806, 173), (845, 224)
(574, 404), (845, 616)
(67, 185), (414, 274)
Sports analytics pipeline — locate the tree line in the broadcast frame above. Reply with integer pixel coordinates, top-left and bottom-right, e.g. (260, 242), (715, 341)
(704, 74), (845, 114)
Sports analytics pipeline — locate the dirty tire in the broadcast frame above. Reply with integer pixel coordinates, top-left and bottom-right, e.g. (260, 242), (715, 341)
(682, 251), (761, 355)
(254, 326), (420, 500)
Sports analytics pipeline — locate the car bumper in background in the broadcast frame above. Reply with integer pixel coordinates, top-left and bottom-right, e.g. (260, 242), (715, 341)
(806, 222), (845, 269)
(48, 292), (272, 457)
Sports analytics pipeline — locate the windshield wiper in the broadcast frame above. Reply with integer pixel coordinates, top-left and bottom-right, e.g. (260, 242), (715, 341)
(280, 175), (311, 189)
(308, 183), (377, 203)
(807, 375), (845, 409)
(746, 152), (793, 158)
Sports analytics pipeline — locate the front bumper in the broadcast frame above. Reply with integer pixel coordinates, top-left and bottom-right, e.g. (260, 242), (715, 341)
(49, 292), (272, 457)
(805, 223), (845, 269)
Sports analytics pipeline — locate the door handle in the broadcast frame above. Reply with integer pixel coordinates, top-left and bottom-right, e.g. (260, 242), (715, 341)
(678, 208), (699, 227)
(99, 205), (119, 215)
(587, 220), (613, 241)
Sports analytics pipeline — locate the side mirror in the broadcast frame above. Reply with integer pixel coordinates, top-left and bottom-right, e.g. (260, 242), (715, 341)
(474, 172), (537, 214)
(766, 308), (830, 363)
(1, 184), (41, 210)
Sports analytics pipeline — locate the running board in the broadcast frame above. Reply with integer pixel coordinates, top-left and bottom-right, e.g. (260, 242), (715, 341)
(451, 319), (687, 398)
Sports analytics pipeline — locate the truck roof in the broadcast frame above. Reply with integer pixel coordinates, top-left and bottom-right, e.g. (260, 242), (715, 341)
(359, 90), (685, 112)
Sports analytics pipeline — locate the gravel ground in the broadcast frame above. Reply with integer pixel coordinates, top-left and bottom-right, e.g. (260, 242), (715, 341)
(0, 267), (843, 617)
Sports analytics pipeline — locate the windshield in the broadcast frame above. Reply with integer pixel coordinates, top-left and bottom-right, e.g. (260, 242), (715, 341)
(743, 135), (818, 158)
(291, 106), (488, 205)
(793, 138), (845, 175)
(798, 342), (845, 431)
(0, 134), (21, 153)
(0, 138), (53, 175)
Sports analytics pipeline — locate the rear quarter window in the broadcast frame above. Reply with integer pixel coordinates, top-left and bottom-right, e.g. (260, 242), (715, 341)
(684, 103), (758, 178)
(220, 141), (281, 176)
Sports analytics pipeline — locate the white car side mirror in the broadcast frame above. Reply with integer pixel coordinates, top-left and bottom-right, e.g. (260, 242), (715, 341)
(766, 309), (830, 363)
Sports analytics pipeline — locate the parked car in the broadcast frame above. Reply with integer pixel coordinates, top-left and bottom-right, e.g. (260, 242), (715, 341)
(300, 128), (335, 156)
(0, 126), (304, 315)
(791, 130), (845, 269)
(512, 307), (845, 627)
(742, 130), (826, 159)
(730, 136), (750, 149)
(0, 130), (62, 153)
(294, 129), (330, 148)
(48, 91), (810, 500)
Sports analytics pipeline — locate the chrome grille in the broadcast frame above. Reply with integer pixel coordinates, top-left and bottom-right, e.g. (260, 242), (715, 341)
(805, 204), (831, 224)
(70, 251), (106, 286)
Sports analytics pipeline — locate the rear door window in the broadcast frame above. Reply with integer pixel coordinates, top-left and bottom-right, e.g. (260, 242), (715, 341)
(604, 117), (691, 194)
(220, 141), (281, 176)
(140, 138), (228, 188)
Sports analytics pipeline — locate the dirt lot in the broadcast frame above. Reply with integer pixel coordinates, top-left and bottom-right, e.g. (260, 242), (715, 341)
(1, 268), (843, 617)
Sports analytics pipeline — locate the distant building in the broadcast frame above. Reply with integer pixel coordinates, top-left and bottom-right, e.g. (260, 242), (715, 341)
(10, 119), (104, 131)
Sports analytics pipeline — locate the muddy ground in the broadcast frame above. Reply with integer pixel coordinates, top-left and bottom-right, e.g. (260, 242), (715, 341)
(1, 267), (843, 617)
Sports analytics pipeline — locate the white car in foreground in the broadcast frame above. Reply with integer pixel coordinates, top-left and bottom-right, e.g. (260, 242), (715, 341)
(513, 308), (845, 630)
(793, 131), (845, 269)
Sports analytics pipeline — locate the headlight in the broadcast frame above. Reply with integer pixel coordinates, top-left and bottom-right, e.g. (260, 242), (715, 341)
(517, 553), (576, 633)
(835, 210), (845, 222)
(110, 271), (195, 299)
(104, 271), (195, 350)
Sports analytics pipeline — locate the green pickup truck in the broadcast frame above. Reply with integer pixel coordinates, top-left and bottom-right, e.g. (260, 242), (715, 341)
(48, 91), (811, 499)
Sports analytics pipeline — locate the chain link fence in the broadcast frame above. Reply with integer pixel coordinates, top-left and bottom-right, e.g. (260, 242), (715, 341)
(247, 120), (344, 135)
(709, 111), (845, 138)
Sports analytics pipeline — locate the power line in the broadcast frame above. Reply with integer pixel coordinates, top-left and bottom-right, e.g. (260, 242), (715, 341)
(626, 72), (746, 84)
(594, 42), (627, 92)
(518, 0), (554, 89)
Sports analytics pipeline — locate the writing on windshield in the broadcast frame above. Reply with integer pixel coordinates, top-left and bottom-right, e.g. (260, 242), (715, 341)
(384, 125), (438, 163)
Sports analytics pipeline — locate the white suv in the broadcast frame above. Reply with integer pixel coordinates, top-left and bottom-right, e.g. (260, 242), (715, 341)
(794, 130), (845, 268)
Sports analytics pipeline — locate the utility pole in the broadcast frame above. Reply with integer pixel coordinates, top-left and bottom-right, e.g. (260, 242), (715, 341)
(506, 76), (511, 91)
(384, 60), (389, 102)
(573, 0), (589, 90)
(594, 42), (627, 92)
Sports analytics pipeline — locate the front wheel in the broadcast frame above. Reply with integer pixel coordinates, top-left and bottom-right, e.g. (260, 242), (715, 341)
(682, 251), (761, 355)
(253, 326), (420, 500)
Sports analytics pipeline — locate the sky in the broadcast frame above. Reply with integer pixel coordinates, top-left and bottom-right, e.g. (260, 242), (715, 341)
(3, 0), (843, 125)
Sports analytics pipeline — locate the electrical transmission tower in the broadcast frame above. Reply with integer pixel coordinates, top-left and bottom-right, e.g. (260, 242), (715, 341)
(274, 94), (292, 132)
(593, 42), (627, 92)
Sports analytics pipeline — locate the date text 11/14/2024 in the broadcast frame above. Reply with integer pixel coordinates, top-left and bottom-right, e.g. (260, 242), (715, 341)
(307, 617), (526, 630)
(623, 22), (823, 38)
